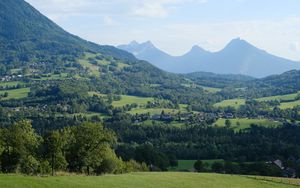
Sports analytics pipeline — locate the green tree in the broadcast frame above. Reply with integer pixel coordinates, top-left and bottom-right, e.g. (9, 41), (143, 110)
(225, 119), (231, 128)
(67, 122), (117, 175)
(212, 162), (224, 173)
(44, 131), (68, 176)
(1, 120), (41, 174)
(194, 160), (208, 172)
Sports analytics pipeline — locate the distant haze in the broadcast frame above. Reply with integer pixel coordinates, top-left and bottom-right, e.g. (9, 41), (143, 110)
(118, 39), (300, 78)
(26, 0), (300, 61)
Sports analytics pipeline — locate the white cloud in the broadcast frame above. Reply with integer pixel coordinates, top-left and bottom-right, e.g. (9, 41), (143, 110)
(24, 0), (300, 61)
(289, 42), (300, 52)
(26, 0), (208, 19)
(133, 2), (168, 18)
(132, 0), (207, 18)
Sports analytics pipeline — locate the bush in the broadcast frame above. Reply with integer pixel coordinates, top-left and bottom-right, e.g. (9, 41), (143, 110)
(38, 160), (51, 175)
(124, 160), (149, 173)
(194, 160), (209, 172)
(20, 155), (39, 175)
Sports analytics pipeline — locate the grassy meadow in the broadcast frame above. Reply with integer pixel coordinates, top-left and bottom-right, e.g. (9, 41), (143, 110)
(0, 173), (298, 188)
(256, 92), (300, 102)
(0, 87), (30, 100)
(169, 160), (225, 171)
(112, 95), (155, 107)
(213, 99), (246, 108)
(200, 85), (222, 93)
(279, 100), (300, 109)
(214, 118), (281, 131)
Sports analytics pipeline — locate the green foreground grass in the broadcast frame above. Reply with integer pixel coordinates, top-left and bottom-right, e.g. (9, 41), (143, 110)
(0, 173), (298, 188)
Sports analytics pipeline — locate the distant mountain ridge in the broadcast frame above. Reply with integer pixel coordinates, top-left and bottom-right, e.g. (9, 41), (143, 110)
(118, 39), (300, 78)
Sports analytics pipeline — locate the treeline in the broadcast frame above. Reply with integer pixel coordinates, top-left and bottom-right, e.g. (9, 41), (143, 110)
(194, 160), (300, 177)
(107, 115), (300, 162)
(0, 121), (148, 175)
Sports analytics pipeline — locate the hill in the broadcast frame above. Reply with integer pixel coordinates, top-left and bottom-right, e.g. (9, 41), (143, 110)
(118, 39), (300, 77)
(0, 0), (212, 106)
(0, 0), (134, 72)
(0, 173), (298, 188)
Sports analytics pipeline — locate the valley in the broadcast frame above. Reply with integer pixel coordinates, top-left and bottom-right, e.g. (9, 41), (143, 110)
(0, 0), (300, 187)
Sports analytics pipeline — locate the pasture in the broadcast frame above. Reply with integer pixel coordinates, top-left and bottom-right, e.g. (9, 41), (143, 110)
(214, 118), (281, 131)
(213, 99), (246, 109)
(0, 88), (30, 100)
(0, 173), (297, 188)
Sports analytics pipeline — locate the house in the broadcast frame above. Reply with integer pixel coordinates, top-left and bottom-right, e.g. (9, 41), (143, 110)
(273, 159), (284, 169)
(284, 168), (297, 178)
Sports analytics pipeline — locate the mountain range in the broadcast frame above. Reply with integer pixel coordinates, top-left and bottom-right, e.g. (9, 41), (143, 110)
(118, 39), (300, 78)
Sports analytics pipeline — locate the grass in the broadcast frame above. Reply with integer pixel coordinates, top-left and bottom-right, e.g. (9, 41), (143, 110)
(88, 92), (187, 115)
(214, 99), (246, 109)
(0, 88), (30, 100)
(169, 160), (225, 171)
(0, 81), (25, 87)
(128, 108), (183, 115)
(112, 95), (155, 107)
(214, 118), (281, 131)
(200, 85), (222, 93)
(78, 54), (101, 76)
(0, 173), (297, 188)
(279, 100), (300, 109)
(256, 92), (300, 102)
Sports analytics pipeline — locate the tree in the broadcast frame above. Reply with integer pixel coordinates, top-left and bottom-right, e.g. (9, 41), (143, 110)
(0, 120), (41, 174)
(225, 119), (231, 128)
(66, 122), (117, 175)
(211, 162), (224, 173)
(194, 160), (208, 172)
(44, 131), (68, 176)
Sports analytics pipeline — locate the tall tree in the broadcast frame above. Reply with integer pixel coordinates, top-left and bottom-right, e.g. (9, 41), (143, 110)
(1, 120), (41, 173)
(44, 130), (68, 176)
(67, 122), (117, 175)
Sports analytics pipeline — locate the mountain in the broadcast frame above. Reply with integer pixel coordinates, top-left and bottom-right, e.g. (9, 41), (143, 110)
(118, 41), (174, 71)
(118, 39), (300, 77)
(0, 0), (212, 105)
(0, 0), (135, 72)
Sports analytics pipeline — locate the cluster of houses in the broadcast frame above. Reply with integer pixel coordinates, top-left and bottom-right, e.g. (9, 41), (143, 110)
(267, 159), (300, 178)
(0, 74), (23, 82)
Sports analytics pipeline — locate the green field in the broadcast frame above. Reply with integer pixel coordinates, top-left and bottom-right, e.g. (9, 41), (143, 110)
(0, 88), (30, 100)
(128, 108), (184, 115)
(214, 118), (281, 131)
(279, 100), (300, 109)
(112, 95), (155, 107)
(257, 92), (300, 102)
(0, 173), (297, 188)
(169, 159), (225, 171)
(200, 85), (222, 93)
(78, 53), (102, 76)
(0, 81), (25, 87)
(214, 99), (246, 109)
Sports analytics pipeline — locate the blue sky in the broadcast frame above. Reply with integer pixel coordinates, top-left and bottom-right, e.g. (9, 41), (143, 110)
(26, 0), (300, 60)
